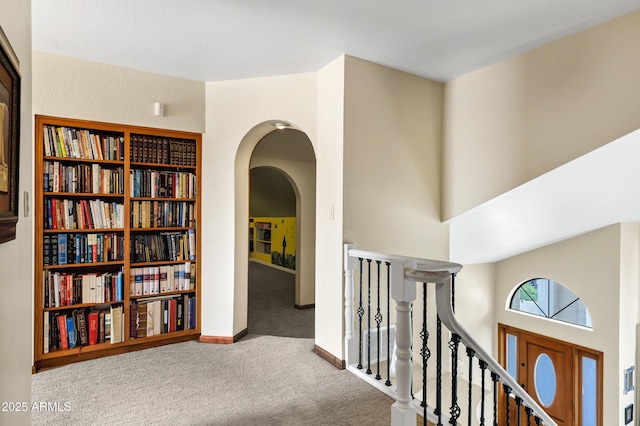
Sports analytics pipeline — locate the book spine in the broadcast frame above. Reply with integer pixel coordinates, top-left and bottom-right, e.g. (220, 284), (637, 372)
(75, 310), (88, 346)
(57, 314), (69, 350)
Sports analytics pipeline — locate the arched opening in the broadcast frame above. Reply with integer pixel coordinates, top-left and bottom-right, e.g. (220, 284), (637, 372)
(508, 278), (592, 329)
(248, 166), (313, 337)
(234, 121), (316, 340)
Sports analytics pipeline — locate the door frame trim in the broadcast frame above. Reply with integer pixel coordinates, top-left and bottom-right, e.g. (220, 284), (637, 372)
(498, 323), (603, 426)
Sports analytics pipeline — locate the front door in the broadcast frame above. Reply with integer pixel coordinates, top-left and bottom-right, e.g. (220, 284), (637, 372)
(522, 334), (573, 424)
(499, 324), (602, 425)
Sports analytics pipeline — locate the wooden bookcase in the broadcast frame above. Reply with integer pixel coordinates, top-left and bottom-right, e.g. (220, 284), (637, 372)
(33, 115), (202, 372)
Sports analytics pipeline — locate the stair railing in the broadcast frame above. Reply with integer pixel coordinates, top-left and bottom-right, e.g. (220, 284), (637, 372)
(344, 243), (557, 426)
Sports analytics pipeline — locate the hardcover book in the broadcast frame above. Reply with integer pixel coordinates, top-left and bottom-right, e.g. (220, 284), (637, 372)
(66, 316), (77, 349)
(57, 314), (69, 350)
(137, 302), (147, 338)
(146, 301), (154, 337)
(58, 233), (67, 265)
(129, 302), (138, 339)
(88, 311), (99, 345)
(74, 309), (89, 346)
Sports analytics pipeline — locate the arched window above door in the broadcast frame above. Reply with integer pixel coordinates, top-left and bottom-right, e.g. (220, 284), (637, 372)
(509, 278), (592, 329)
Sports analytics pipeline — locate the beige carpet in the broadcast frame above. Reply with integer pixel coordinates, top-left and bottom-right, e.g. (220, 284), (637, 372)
(32, 335), (394, 425)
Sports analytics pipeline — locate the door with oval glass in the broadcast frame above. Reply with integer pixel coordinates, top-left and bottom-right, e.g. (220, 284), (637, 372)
(499, 324), (602, 425)
(522, 336), (573, 424)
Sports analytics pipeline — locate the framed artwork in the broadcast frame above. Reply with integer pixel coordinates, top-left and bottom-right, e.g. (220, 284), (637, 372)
(0, 25), (20, 244)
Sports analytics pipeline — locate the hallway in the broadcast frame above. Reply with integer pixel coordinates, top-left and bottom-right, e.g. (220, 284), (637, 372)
(247, 261), (314, 338)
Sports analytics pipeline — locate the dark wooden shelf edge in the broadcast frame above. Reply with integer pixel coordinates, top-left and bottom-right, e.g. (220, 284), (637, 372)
(43, 261), (124, 270)
(130, 161), (196, 170)
(131, 290), (196, 300)
(34, 332), (200, 373)
(43, 156), (124, 165)
(130, 259), (196, 266)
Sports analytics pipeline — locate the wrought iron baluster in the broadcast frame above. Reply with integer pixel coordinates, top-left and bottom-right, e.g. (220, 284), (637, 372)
(420, 282), (430, 421)
(524, 406), (532, 426)
(491, 372), (499, 426)
(385, 262), (391, 387)
(515, 396), (523, 425)
(436, 316), (443, 426)
(449, 333), (461, 424)
(534, 416), (542, 425)
(357, 258), (364, 369)
(366, 259), (372, 375)
(467, 347), (475, 426)
(375, 260), (382, 380)
(479, 360), (487, 426)
(504, 384), (512, 426)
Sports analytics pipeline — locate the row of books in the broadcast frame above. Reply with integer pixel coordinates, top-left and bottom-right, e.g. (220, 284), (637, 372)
(43, 125), (125, 161)
(130, 134), (196, 166)
(44, 198), (125, 230)
(129, 263), (195, 297)
(130, 295), (196, 339)
(130, 169), (196, 199)
(43, 161), (125, 195)
(130, 200), (195, 229)
(130, 230), (196, 263)
(44, 306), (125, 353)
(44, 233), (125, 266)
(43, 270), (124, 308)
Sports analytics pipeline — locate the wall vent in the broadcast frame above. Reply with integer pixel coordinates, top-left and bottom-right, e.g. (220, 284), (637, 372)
(362, 324), (396, 363)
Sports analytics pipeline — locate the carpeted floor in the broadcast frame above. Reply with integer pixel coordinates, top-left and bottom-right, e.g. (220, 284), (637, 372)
(247, 261), (314, 338)
(32, 262), (393, 425)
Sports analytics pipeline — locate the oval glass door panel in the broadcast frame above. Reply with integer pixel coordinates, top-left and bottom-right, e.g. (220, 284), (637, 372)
(534, 353), (557, 407)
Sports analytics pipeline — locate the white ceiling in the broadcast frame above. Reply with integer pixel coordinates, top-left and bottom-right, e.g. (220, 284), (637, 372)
(32, 0), (640, 82)
(30, 1), (640, 265)
(449, 129), (640, 264)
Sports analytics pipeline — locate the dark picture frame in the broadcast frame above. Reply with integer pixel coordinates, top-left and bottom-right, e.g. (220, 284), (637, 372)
(0, 25), (20, 244)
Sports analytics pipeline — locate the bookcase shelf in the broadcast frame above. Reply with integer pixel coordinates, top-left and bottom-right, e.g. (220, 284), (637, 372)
(34, 115), (202, 372)
(44, 228), (125, 234)
(44, 192), (125, 198)
(131, 289), (195, 300)
(130, 161), (196, 171)
(131, 259), (197, 266)
(43, 261), (126, 270)
(44, 301), (123, 312)
(44, 156), (124, 166)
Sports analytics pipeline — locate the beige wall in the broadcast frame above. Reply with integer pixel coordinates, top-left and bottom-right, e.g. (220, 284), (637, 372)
(343, 56), (449, 261)
(495, 224), (628, 424)
(0, 0), (32, 424)
(33, 52), (205, 133)
(618, 223), (639, 417)
(315, 56), (346, 357)
(443, 10), (640, 220)
(455, 263), (496, 357)
(203, 71), (323, 342)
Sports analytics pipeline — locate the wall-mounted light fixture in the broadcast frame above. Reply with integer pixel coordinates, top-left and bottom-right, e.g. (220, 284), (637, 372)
(154, 102), (165, 117)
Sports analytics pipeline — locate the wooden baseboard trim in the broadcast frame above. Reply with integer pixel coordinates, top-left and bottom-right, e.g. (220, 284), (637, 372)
(199, 328), (248, 344)
(295, 303), (315, 310)
(199, 335), (233, 344)
(313, 344), (345, 370)
(234, 328), (248, 342)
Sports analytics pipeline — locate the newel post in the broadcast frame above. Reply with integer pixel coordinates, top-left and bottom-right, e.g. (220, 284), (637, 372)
(390, 259), (417, 426)
(344, 243), (356, 366)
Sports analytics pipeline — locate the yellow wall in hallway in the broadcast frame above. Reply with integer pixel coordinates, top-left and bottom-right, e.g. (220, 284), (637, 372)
(249, 217), (296, 269)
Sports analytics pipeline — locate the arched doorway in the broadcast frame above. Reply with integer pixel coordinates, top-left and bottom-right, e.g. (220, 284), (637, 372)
(234, 121), (316, 340)
(248, 165), (313, 337)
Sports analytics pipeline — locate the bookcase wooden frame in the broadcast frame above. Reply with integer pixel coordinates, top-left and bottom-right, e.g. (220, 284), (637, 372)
(33, 115), (202, 372)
